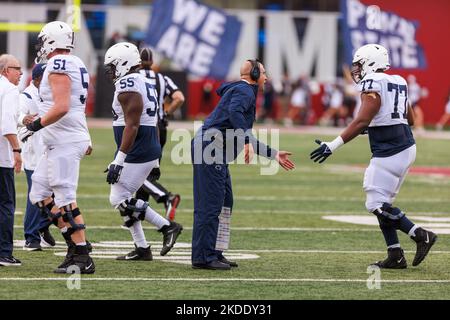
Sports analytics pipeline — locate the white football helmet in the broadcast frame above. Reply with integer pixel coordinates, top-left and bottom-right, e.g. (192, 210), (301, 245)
(104, 42), (141, 82)
(351, 44), (390, 83)
(35, 21), (74, 63)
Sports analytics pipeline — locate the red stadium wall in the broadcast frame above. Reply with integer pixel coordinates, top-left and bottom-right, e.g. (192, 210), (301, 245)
(363, 0), (450, 124)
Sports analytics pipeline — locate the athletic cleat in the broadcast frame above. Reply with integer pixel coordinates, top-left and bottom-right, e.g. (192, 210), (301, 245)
(370, 247), (407, 269)
(0, 256), (22, 267)
(116, 245), (153, 261)
(411, 228), (437, 266)
(55, 243), (76, 270)
(23, 241), (42, 252)
(159, 221), (183, 256)
(39, 227), (56, 247)
(72, 254), (95, 274)
(165, 194), (181, 221)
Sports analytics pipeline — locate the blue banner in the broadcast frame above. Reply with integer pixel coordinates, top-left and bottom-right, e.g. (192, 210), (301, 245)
(341, 0), (426, 69)
(145, 0), (242, 79)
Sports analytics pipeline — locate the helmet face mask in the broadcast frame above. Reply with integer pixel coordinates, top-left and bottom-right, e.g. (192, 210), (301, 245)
(104, 42), (141, 82)
(351, 60), (364, 84)
(351, 44), (390, 84)
(35, 21), (74, 63)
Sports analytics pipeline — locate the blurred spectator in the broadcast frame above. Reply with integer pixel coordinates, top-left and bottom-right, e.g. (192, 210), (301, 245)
(106, 31), (126, 49)
(284, 77), (311, 127)
(407, 74), (428, 134)
(318, 81), (347, 127)
(258, 79), (275, 123)
(274, 72), (292, 120)
(436, 90), (450, 131)
(342, 64), (359, 122)
(200, 79), (214, 115)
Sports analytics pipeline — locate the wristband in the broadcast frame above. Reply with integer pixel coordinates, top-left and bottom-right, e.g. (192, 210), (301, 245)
(13, 148), (22, 153)
(328, 136), (344, 152)
(114, 150), (127, 165)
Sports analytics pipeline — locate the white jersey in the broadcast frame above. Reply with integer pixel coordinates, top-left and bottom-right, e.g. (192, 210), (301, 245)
(357, 73), (409, 128)
(112, 72), (158, 127)
(358, 72), (414, 158)
(111, 72), (161, 163)
(19, 83), (45, 170)
(39, 54), (91, 146)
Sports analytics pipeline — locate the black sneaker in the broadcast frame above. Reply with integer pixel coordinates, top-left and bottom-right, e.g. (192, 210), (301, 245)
(165, 194), (181, 221)
(23, 241), (42, 252)
(116, 245), (153, 261)
(411, 228), (437, 266)
(159, 221), (183, 256)
(370, 247), (407, 269)
(39, 227), (56, 247)
(0, 256), (22, 266)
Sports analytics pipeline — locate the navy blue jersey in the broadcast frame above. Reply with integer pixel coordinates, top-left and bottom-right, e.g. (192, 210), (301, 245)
(113, 126), (161, 163)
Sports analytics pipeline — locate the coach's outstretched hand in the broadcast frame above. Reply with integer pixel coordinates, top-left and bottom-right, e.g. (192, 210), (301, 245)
(276, 151), (295, 171)
(106, 163), (123, 184)
(310, 139), (333, 163)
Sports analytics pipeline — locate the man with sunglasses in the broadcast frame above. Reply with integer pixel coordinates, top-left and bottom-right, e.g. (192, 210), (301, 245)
(0, 54), (23, 266)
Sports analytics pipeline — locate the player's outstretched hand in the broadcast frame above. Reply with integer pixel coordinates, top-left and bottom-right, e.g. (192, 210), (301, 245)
(310, 139), (333, 163)
(106, 163), (123, 184)
(276, 151), (295, 171)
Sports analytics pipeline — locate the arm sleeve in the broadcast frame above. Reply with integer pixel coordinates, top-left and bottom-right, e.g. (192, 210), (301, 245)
(1, 88), (19, 135)
(248, 134), (278, 160)
(228, 89), (251, 131)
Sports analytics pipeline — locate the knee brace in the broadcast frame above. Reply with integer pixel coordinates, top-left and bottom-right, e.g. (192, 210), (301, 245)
(62, 205), (85, 230)
(118, 198), (148, 228)
(372, 203), (405, 229)
(37, 200), (60, 220)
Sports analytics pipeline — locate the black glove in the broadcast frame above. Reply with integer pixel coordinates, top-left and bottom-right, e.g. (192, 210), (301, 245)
(161, 113), (169, 128)
(149, 167), (161, 181)
(26, 117), (44, 132)
(106, 163), (123, 184)
(360, 127), (368, 135)
(310, 139), (333, 163)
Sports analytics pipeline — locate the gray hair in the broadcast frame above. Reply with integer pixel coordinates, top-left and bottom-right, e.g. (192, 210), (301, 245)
(0, 54), (17, 74)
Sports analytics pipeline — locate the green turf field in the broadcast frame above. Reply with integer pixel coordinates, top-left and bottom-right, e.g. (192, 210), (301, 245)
(1, 127), (450, 300)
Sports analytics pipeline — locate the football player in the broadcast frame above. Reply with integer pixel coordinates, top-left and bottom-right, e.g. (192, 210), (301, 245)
(135, 48), (185, 221)
(27, 21), (95, 274)
(310, 44), (437, 269)
(104, 42), (183, 261)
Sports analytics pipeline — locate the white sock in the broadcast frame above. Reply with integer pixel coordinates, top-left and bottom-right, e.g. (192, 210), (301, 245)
(408, 224), (419, 237)
(128, 220), (148, 248)
(388, 243), (401, 249)
(75, 242), (87, 246)
(144, 206), (169, 230)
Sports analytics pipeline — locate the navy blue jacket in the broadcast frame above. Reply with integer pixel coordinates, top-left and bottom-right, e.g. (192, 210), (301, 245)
(196, 80), (277, 163)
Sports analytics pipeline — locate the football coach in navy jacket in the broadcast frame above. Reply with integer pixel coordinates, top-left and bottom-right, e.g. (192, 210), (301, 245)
(191, 59), (295, 270)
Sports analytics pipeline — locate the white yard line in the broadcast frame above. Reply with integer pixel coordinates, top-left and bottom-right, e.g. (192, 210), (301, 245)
(15, 194), (450, 203)
(13, 225), (378, 231)
(1, 277), (450, 284)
